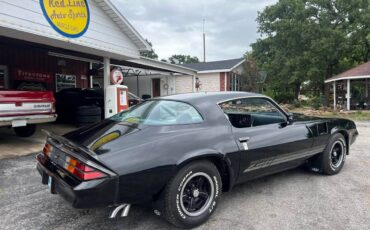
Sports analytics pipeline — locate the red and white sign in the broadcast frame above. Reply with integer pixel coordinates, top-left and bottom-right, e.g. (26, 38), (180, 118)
(13, 69), (53, 83)
(110, 68), (124, 85)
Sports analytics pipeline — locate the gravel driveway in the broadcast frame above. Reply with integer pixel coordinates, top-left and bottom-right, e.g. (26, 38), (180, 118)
(1, 122), (369, 230)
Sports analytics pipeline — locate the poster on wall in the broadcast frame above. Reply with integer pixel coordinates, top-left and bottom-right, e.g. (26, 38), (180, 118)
(55, 74), (76, 92)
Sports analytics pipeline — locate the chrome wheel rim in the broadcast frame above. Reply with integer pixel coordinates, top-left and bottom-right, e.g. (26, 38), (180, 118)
(180, 172), (214, 217)
(330, 140), (344, 169)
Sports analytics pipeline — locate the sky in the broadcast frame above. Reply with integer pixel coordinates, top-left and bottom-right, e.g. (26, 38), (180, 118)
(111, 0), (277, 62)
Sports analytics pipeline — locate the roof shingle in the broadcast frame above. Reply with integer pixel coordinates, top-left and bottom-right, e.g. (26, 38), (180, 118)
(181, 58), (245, 72)
(326, 61), (370, 82)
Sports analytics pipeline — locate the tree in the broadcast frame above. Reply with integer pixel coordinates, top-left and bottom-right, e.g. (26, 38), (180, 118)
(239, 53), (260, 92)
(140, 39), (159, 60)
(251, 0), (369, 103)
(168, 54), (199, 64)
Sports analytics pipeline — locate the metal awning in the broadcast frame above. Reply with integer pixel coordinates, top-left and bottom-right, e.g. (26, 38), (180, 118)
(113, 57), (197, 76)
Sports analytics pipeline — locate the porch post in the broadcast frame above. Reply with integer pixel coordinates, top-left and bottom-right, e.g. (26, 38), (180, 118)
(103, 57), (111, 118)
(136, 74), (139, 97)
(347, 79), (351, 111)
(192, 75), (196, 92)
(366, 78), (368, 98)
(333, 81), (336, 111)
(103, 57), (110, 89)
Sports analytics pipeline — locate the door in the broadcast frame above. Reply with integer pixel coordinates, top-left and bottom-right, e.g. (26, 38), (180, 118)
(152, 78), (160, 97)
(0, 65), (9, 89)
(219, 97), (314, 182)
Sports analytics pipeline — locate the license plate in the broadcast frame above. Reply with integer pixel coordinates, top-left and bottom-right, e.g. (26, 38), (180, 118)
(11, 120), (27, 127)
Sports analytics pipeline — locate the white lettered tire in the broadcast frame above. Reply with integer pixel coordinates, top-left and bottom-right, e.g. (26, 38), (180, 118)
(160, 160), (222, 228)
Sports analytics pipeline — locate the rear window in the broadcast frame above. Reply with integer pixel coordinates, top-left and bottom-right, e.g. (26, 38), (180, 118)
(110, 100), (203, 125)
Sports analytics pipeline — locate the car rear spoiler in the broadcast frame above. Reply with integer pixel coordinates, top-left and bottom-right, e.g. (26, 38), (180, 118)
(42, 129), (116, 176)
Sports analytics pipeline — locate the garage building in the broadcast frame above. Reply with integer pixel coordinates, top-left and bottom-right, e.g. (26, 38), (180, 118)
(0, 0), (197, 115)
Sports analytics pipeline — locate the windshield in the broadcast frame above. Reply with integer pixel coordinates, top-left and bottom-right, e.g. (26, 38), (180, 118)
(110, 100), (203, 125)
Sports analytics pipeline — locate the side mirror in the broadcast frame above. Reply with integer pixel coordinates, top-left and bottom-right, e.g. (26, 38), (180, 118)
(287, 112), (294, 122)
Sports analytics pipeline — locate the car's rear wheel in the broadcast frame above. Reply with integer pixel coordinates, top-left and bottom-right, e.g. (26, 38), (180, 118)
(159, 160), (222, 228)
(320, 133), (347, 175)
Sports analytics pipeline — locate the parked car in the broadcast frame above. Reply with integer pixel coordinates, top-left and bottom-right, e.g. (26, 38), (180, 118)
(0, 90), (56, 137)
(128, 91), (143, 106)
(36, 92), (358, 228)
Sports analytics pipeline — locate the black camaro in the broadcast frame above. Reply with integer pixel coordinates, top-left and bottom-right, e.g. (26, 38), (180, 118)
(36, 92), (358, 228)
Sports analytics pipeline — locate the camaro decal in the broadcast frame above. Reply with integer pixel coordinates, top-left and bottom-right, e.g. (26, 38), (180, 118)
(243, 146), (325, 173)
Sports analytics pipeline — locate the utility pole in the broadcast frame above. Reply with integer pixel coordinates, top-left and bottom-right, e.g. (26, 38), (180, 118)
(203, 19), (206, 63)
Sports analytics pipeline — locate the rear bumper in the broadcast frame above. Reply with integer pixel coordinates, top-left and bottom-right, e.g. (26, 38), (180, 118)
(0, 114), (57, 127)
(36, 153), (117, 209)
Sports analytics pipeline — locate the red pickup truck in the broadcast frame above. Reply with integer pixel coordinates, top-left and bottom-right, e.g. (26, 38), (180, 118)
(0, 90), (57, 137)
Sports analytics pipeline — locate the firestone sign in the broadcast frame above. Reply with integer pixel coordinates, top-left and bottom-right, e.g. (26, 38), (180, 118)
(40, 0), (90, 38)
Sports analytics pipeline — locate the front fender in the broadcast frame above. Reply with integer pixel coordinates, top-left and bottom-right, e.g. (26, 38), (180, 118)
(329, 119), (358, 154)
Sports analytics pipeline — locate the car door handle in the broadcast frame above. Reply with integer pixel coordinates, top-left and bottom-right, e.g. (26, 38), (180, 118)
(239, 137), (250, 143)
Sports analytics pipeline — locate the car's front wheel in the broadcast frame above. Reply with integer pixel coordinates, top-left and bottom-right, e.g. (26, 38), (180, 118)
(160, 160), (222, 228)
(320, 133), (347, 175)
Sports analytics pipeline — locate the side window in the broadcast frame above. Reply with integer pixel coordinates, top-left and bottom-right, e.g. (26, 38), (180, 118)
(219, 98), (286, 128)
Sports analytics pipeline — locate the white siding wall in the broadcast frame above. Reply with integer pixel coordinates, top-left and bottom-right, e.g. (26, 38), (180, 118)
(160, 76), (176, 96)
(175, 75), (193, 94)
(198, 73), (220, 92)
(124, 75), (176, 98)
(124, 77), (151, 98)
(0, 0), (140, 58)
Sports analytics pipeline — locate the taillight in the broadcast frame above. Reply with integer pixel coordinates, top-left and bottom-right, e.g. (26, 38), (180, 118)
(64, 156), (107, 181)
(43, 143), (53, 158)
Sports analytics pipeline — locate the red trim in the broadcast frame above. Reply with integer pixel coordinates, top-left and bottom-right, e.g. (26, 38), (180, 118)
(0, 112), (54, 118)
(220, 72), (225, 91)
(0, 90), (55, 103)
(116, 87), (128, 112)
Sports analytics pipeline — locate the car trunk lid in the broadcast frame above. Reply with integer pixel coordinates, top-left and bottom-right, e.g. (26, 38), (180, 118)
(42, 130), (117, 180)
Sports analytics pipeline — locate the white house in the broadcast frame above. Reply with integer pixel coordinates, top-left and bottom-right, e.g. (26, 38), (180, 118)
(178, 58), (246, 93)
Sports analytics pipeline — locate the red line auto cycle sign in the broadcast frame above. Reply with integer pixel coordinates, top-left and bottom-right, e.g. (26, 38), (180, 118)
(40, 0), (90, 38)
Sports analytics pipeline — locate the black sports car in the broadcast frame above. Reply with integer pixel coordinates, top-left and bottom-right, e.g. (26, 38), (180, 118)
(36, 92), (358, 228)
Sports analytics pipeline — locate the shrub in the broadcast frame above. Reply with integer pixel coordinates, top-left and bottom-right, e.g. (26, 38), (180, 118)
(292, 100), (301, 108)
(310, 96), (323, 110)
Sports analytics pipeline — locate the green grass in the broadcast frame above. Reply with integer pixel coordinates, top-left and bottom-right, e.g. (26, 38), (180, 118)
(287, 107), (370, 121)
(323, 111), (370, 121)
